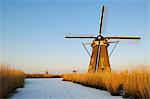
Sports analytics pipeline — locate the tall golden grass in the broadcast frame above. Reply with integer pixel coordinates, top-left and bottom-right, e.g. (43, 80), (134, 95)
(0, 64), (25, 98)
(63, 66), (150, 98)
(26, 73), (62, 78)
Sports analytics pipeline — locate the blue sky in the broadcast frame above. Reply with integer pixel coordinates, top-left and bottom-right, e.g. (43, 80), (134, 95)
(0, 0), (149, 73)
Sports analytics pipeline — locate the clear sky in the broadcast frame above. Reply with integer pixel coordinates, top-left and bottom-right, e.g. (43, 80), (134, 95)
(0, 0), (149, 73)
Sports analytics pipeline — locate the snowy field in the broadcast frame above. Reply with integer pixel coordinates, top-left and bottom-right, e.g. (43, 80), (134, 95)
(10, 78), (123, 99)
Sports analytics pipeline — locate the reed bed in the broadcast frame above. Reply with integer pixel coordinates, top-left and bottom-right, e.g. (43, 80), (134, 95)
(26, 73), (62, 78)
(0, 64), (25, 98)
(63, 66), (150, 99)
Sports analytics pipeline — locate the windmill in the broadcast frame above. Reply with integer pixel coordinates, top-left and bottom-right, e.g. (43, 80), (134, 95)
(65, 6), (141, 73)
(44, 68), (49, 74)
(72, 69), (78, 74)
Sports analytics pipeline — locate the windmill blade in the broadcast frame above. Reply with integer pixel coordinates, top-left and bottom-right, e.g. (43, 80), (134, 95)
(106, 36), (141, 39)
(65, 33), (96, 39)
(99, 5), (104, 35)
(95, 41), (101, 71)
(95, 5), (105, 71)
(101, 6), (108, 36)
(65, 36), (96, 39)
(108, 38), (141, 44)
(82, 42), (91, 57)
(82, 42), (91, 45)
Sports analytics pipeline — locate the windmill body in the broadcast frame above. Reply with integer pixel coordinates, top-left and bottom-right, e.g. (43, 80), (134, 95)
(65, 6), (141, 73)
(88, 39), (111, 72)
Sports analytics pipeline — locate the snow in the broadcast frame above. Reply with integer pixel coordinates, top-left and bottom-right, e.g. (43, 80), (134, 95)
(10, 78), (123, 99)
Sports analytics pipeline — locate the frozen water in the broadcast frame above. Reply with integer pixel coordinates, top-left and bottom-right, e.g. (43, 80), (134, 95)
(10, 78), (123, 99)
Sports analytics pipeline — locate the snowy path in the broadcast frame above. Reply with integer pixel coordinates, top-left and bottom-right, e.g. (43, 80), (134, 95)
(10, 78), (123, 99)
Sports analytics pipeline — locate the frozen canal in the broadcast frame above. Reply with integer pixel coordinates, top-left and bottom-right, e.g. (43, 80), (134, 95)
(10, 78), (123, 99)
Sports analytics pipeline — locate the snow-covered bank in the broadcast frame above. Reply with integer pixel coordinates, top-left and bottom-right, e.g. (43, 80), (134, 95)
(10, 78), (123, 99)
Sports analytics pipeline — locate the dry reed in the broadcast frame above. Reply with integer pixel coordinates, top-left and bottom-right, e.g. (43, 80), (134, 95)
(0, 64), (25, 98)
(26, 73), (62, 78)
(63, 66), (150, 98)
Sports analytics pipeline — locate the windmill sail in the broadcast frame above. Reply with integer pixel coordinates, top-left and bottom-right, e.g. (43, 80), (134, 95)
(106, 36), (141, 39)
(65, 33), (96, 38)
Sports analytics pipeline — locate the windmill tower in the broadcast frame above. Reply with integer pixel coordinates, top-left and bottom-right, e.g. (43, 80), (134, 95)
(88, 39), (111, 72)
(65, 6), (141, 73)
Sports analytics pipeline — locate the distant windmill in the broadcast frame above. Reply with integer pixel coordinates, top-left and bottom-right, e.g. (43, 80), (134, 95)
(44, 68), (49, 74)
(72, 69), (78, 74)
(65, 6), (141, 73)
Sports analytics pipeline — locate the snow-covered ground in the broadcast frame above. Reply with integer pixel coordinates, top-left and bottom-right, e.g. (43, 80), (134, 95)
(10, 78), (123, 99)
